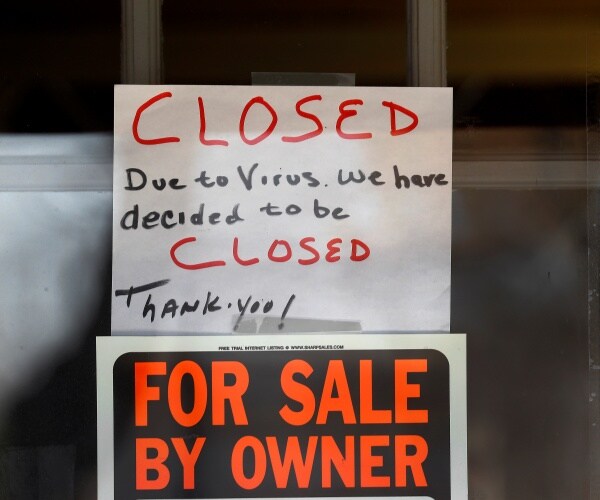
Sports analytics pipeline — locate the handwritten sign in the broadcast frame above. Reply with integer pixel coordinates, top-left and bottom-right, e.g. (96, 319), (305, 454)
(112, 86), (452, 333)
(97, 333), (467, 499)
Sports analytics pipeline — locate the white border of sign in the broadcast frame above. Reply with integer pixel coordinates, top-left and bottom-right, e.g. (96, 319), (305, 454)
(97, 333), (467, 499)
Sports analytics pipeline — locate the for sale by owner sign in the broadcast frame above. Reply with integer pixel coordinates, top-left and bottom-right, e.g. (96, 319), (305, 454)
(97, 334), (467, 499)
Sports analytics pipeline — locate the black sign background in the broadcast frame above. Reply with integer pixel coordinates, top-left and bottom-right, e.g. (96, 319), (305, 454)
(113, 348), (450, 499)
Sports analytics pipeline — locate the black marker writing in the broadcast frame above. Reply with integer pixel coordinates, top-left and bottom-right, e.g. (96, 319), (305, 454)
(114, 279), (170, 307)
(279, 294), (296, 330)
(237, 163), (320, 190)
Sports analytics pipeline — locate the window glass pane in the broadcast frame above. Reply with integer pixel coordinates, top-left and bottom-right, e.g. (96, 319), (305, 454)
(163, 0), (407, 86)
(0, 1), (120, 132)
(0, 3), (118, 497)
(449, 0), (599, 129)
(448, 0), (600, 164)
(3, 2), (598, 499)
(448, 1), (597, 498)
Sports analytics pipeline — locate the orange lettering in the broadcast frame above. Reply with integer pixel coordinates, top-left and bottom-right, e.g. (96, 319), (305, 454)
(266, 436), (318, 488)
(136, 438), (170, 490)
(212, 361), (249, 425)
(316, 360), (356, 424)
(279, 360), (315, 425)
(172, 437), (206, 490)
(168, 361), (208, 427)
(395, 359), (428, 423)
(231, 436), (267, 489)
(395, 435), (428, 487)
(322, 435), (355, 488)
(135, 361), (166, 426)
(360, 435), (390, 488)
(360, 360), (392, 424)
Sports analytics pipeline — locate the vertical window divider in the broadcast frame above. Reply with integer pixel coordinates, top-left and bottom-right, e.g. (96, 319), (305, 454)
(121, 0), (163, 84)
(406, 0), (447, 87)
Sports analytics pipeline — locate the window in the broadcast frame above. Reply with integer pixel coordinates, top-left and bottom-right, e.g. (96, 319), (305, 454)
(0, 1), (597, 498)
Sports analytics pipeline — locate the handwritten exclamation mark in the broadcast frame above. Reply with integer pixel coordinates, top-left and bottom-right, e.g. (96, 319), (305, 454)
(278, 294), (296, 330)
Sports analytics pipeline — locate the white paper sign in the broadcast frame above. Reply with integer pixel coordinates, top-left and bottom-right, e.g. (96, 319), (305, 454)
(112, 86), (452, 334)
